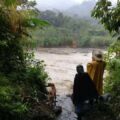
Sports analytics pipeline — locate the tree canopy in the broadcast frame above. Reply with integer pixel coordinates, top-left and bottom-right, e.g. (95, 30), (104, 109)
(92, 0), (120, 39)
(0, 1), (53, 120)
(92, 0), (120, 119)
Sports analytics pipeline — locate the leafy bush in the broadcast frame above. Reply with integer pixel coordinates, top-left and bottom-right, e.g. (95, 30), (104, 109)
(105, 57), (120, 93)
(29, 25), (112, 48)
(92, 0), (120, 118)
(104, 41), (120, 118)
(0, 1), (52, 120)
(0, 52), (49, 120)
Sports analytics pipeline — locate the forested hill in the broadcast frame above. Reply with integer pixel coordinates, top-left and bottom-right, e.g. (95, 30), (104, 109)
(65, 0), (96, 18)
(37, 0), (96, 19)
(27, 9), (113, 48)
(24, 0), (114, 48)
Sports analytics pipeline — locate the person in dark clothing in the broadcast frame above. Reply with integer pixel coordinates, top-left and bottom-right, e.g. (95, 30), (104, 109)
(72, 65), (99, 120)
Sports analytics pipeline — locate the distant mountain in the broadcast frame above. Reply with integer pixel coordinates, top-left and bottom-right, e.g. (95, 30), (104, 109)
(65, 0), (96, 18)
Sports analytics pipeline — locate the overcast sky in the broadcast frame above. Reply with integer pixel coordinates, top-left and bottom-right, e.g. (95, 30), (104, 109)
(35, 0), (117, 10)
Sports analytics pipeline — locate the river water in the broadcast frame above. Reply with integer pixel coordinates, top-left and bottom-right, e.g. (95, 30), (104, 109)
(35, 48), (105, 120)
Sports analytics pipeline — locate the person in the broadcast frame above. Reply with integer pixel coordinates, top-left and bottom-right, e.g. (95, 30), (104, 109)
(72, 65), (98, 120)
(87, 50), (106, 95)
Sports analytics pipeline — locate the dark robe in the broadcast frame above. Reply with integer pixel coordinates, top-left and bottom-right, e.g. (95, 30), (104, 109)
(72, 72), (99, 106)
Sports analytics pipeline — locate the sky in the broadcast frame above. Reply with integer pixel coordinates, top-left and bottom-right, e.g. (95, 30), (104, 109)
(35, 0), (117, 10)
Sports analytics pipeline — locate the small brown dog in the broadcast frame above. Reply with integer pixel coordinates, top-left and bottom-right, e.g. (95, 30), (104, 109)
(46, 83), (56, 107)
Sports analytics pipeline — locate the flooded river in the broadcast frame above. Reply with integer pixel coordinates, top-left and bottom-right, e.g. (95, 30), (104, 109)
(35, 48), (105, 120)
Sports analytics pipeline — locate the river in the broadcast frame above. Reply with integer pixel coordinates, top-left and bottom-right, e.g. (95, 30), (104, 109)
(35, 48), (105, 120)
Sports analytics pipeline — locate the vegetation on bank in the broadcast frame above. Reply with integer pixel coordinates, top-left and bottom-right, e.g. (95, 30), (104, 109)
(92, 0), (120, 119)
(26, 10), (113, 48)
(104, 41), (120, 118)
(0, 0), (55, 120)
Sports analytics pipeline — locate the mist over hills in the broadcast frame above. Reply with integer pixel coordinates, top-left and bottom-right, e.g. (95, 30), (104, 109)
(32, 0), (112, 48)
(64, 0), (96, 18)
(37, 0), (96, 19)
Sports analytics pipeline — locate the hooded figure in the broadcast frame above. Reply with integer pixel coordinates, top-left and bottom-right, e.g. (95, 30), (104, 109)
(72, 65), (98, 106)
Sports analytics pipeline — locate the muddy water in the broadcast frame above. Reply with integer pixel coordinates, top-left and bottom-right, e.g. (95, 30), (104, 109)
(35, 48), (104, 120)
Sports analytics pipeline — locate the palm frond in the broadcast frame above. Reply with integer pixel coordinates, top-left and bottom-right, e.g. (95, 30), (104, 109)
(24, 18), (49, 27)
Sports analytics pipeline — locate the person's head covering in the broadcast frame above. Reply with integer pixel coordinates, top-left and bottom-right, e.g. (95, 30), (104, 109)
(76, 64), (84, 74)
(92, 50), (103, 61)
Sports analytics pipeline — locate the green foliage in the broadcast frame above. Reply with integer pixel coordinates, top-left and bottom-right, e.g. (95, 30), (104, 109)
(92, 0), (120, 118)
(0, 6), (25, 73)
(92, 0), (120, 39)
(28, 11), (112, 48)
(0, 52), (49, 120)
(104, 41), (120, 117)
(105, 41), (120, 93)
(24, 18), (49, 28)
(0, 1), (51, 120)
(0, 74), (28, 119)
(24, 52), (49, 93)
(105, 58), (120, 94)
(0, 0), (18, 7)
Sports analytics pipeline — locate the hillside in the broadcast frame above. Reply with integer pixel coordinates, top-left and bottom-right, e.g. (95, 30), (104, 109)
(65, 0), (96, 18)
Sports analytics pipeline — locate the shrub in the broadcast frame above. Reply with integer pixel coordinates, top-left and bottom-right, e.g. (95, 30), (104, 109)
(0, 2), (51, 119)
(104, 41), (120, 118)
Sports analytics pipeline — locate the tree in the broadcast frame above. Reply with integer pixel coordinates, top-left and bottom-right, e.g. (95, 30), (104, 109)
(0, 1), (52, 120)
(92, 0), (120, 39)
(92, 0), (120, 118)
(0, 0), (48, 73)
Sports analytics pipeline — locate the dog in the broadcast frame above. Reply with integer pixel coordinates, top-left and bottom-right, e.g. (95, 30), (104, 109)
(46, 83), (56, 107)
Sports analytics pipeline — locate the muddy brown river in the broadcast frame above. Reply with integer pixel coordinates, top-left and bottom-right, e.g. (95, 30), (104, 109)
(35, 48), (105, 120)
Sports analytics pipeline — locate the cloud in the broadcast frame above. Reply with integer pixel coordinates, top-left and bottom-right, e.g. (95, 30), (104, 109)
(35, 0), (81, 10)
(35, 0), (117, 10)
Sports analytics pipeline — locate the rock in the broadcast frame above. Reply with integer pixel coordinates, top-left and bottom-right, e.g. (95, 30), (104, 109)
(53, 106), (62, 115)
(27, 102), (56, 120)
